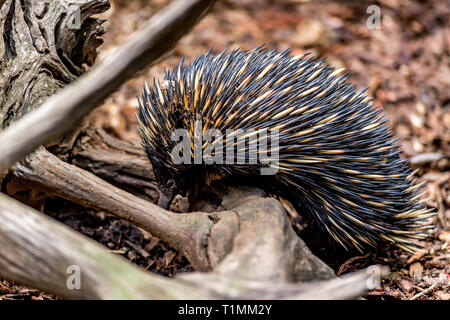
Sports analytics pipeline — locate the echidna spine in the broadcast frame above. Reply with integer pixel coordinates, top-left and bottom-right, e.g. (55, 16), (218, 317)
(137, 47), (435, 253)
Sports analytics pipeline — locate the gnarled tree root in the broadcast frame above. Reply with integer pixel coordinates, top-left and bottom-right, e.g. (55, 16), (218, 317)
(8, 146), (335, 281)
(0, 193), (384, 299)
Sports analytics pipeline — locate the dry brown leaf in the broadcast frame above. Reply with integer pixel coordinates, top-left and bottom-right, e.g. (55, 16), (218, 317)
(409, 262), (424, 283)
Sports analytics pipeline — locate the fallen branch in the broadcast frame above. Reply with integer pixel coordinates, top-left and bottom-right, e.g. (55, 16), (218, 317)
(8, 147), (213, 271)
(0, 192), (379, 299)
(0, 0), (216, 171)
(8, 147), (335, 280)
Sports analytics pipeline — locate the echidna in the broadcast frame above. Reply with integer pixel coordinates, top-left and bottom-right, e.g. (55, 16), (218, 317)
(137, 47), (435, 253)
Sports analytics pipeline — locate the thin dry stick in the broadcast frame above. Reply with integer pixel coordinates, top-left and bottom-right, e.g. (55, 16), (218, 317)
(10, 147), (214, 271)
(409, 282), (437, 300)
(0, 0), (216, 171)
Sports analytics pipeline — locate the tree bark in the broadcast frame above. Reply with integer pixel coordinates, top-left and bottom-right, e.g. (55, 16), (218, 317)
(0, 0), (216, 170)
(0, 193), (212, 299)
(0, 0), (110, 156)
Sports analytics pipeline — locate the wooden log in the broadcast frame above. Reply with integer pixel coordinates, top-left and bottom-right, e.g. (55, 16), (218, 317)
(0, 0), (216, 171)
(8, 146), (214, 271)
(0, 192), (376, 299)
(0, 0), (110, 155)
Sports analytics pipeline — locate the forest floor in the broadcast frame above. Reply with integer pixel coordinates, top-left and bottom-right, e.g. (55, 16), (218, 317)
(1, 0), (449, 300)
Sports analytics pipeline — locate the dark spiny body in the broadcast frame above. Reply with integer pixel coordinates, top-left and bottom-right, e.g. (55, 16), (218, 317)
(137, 47), (434, 253)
